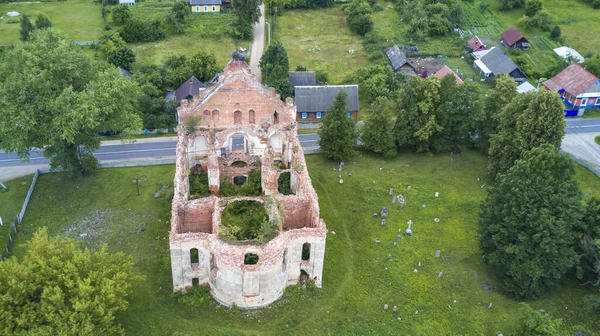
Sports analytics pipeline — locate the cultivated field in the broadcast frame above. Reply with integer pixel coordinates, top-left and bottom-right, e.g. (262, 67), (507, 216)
(275, 7), (371, 84)
(0, 0), (104, 46)
(4, 151), (599, 335)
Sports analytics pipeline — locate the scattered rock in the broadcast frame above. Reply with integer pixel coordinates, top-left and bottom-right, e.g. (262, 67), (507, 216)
(331, 231), (336, 235)
(392, 306), (397, 313)
(435, 192), (439, 197)
(434, 218), (440, 223)
(384, 304), (389, 311)
(414, 269), (418, 273)
(439, 272), (443, 278)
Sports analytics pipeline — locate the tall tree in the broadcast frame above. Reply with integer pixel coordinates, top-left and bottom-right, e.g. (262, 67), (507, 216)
(0, 29), (142, 175)
(346, 0), (373, 36)
(479, 145), (582, 299)
(361, 96), (396, 158)
(0, 228), (140, 335)
(260, 42), (292, 97)
(318, 91), (357, 160)
(488, 90), (565, 177)
(35, 14), (52, 29)
(112, 4), (132, 24)
(232, 0), (262, 25)
(479, 74), (517, 151)
(576, 197), (600, 286)
(584, 54), (600, 78)
(107, 45), (136, 71)
(525, 0), (542, 16)
(19, 14), (35, 41)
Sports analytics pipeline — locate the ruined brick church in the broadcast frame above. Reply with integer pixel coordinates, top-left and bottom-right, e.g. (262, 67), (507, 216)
(169, 52), (327, 308)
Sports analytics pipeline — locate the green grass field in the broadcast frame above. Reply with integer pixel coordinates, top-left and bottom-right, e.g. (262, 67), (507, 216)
(4, 151), (599, 335)
(0, 0), (104, 46)
(275, 7), (371, 84)
(0, 175), (34, 257)
(125, 6), (245, 68)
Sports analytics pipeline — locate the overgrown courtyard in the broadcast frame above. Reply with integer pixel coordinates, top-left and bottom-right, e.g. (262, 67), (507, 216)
(3, 152), (599, 335)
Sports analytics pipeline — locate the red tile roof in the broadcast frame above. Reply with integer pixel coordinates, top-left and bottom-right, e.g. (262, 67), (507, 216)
(468, 36), (485, 51)
(433, 66), (463, 84)
(543, 63), (599, 96)
(501, 27), (524, 47)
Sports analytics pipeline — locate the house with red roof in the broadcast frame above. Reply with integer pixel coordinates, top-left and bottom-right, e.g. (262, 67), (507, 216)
(543, 63), (600, 116)
(468, 36), (486, 52)
(433, 66), (463, 84)
(501, 27), (530, 50)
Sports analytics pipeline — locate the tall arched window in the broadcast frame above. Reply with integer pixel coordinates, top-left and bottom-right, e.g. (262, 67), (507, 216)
(234, 110), (242, 124)
(249, 109), (255, 124)
(302, 243), (311, 261)
(190, 248), (199, 265)
(212, 109), (219, 123)
(203, 110), (210, 123)
(273, 111), (279, 124)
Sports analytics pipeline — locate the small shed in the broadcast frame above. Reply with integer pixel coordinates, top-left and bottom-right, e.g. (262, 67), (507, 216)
(289, 72), (317, 87)
(501, 28), (529, 50)
(516, 82), (537, 93)
(119, 0), (135, 6)
(468, 36), (486, 52)
(385, 45), (416, 75)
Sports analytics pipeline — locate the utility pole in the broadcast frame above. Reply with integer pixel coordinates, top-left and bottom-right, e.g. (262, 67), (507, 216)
(265, 21), (271, 47)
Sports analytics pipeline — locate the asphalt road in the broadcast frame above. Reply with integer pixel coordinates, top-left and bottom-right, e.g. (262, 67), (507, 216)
(565, 118), (600, 134)
(0, 134), (321, 168)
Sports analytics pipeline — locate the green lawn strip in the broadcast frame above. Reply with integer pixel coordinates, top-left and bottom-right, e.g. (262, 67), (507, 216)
(6, 152), (599, 334)
(0, 175), (34, 255)
(581, 109), (600, 118)
(0, 0), (104, 46)
(275, 6), (371, 84)
(99, 132), (177, 141)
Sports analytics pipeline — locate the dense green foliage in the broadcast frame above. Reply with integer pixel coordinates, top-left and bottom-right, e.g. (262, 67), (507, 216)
(107, 45), (136, 71)
(233, 0), (261, 24)
(343, 65), (407, 103)
(519, 304), (566, 336)
(112, 5), (132, 25)
(396, 0), (464, 39)
(500, 0), (525, 9)
(120, 19), (166, 43)
(134, 63), (174, 129)
(576, 197), (600, 285)
(277, 171), (293, 195)
(163, 52), (219, 88)
(19, 14), (34, 41)
(35, 14), (52, 29)
(361, 96), (396, 158)
(550, 26), (562, 40)
(480, 75), (517, 152)
(345, 0), (373, 36)
(266, 0), (334, 12)
(394, 75), (482, 153)
(189, 173), (210, 198)
(0, 29), (142, 174)
(488, 90), (565, 178)
(220, 200), (274, 241)
(219, 169), (262, 197)
(0, 228), (139, 335)
(584, 54), (600, 77)
(318, 91), (357, 160)
(260, 42), (293, 98)
(479, 145), (582, 299)
(525, 0), (542, 17)
(166, 1), (191, 33)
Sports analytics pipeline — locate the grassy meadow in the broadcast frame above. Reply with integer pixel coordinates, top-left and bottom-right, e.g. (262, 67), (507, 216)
(3, 151), (598, 335)
(274, 7), (371, 84)
(0, 0), (104, 46)
(0, 176), (31, 256)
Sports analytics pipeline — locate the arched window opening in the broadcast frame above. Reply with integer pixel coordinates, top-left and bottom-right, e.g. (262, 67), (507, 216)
(273, 111), (279, 124)
(192, 278), (199, 286)
(249, 109), (255, 124)
(233, 175), (247, 185)
(244, 253), (259, 265)
(234, 110), (242, 124)
(212, 110), (219, 122)
(203, 110), (210, 122)
(190, 248), (199, 265)
(301, 243), (311, 261)
(278, 172), (293, 195)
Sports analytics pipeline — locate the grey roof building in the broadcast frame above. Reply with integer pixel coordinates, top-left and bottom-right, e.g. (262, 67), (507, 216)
(294, 85), (359, 112)
(174, 76), (206, 103)
(476, 47), (526, 82)
(385, 45), (415, 74)
(289, 72), (317, 87)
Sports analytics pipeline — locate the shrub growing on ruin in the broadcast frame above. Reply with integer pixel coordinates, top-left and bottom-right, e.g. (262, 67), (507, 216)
(220, 200), (275, 241)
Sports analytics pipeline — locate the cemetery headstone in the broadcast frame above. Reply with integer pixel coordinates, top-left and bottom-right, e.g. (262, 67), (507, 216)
(392, 306), (397, 313)
(418, 261), (421, 267)
(405, 221), (413, 236)
(375, 239), (381, 244)
(331, 231), (336, 235)
(397, 195), (405, 203)
(434, 218), (440, 223)
(407, 186), (412, 190)
(445, 256), (449, 261)
(392, 196), (396, 204)
(388, 254), (392, 260)
(389, 188), (394, 196)
(488, 303), (492, 309)
(439, 272), (443, 278)
(435, 250), (441, 258)
(381, 219), (386, 226)
(348, 173), (352, 177)
(340, 161), (345, 166)
(397, 317), (402, 321)
(380, 208), (389, 217)
(414, 269), (418, 273)
(353, 162), (356, 166)
(435, 192), (439, 197)
(339, 179), (344, 184)
(384, 304), (388, 311)
(421, 204), (426, 209)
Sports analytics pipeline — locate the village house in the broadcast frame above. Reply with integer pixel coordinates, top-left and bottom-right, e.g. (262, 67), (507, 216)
(468, 36), (486, 52)
(385, 45), (416, 75)
(166, 76), (206, 105)
(433, 65), (463, 84)
(288, 72), (317, 95)
(543, 63), (600, 116)
(553, 46), (584, 63)
(473, 47), (527, 83)
(294, 85), (359, 122)
(501, 27), (530, 50)
(186, 0), (220, 13)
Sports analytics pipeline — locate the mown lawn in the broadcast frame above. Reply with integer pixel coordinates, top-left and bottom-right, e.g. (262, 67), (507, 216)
(275, 7), (371, 84)
(5, 150), (599, 335)
(0, 0), (104, 46)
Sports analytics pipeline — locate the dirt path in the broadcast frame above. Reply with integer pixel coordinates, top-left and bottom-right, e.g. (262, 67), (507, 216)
(249, 4), (265, 83)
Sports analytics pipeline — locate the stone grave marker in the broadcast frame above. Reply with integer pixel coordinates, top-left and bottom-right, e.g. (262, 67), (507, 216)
(392, 196), (396, 204)
(384, 304), (388, 311)
(388, 254), (392, 260)
(397, 194), (405, 203)
(414, 269), (418, 273)
(445, 256), (449, 261)
(439, 272), (443, 278)
(407, 186), (412, 190)
(405, 221), (413, 236)
(380, 208), (389, 217)
(348, 173), (352, 177)
(418, 261), (421, 267)
(338, 166), (342, 172)
(392, 306), (397, 313)
(434, 218), (440, 223)
(421, 204), (426, 209)
(339, 179), (344, 184)
(381, 219), (386, 226)
(435, 192), (439, 197)
(375, 239), (381, 244)
(435, 250), (441, 258)
(389, 188), (394, 196)
(353, 161), (356, 166)
(340, 161), (345, 166)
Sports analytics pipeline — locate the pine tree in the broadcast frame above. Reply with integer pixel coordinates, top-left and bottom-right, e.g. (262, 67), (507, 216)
(479, 144), (582, 299)
(19, 15), (35, 41)
(318, 91), (357, 160)
(361, 96), (396, 158)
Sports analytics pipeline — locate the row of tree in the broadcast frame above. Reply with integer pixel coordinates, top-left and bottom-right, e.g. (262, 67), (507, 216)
(19, 14), (52, 42)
